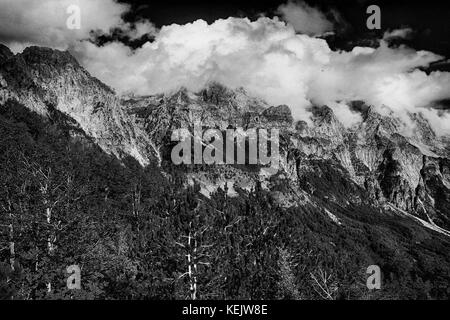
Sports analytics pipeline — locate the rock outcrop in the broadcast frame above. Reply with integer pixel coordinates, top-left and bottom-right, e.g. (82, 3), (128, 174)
(125, 85), (450, 229)
(0, 45), (159, 166)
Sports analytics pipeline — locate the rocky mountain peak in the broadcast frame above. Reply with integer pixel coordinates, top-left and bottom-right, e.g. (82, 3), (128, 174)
(348, 100), (372, 120)
(261, 105), (293, 124)
(0, 43), (158, 166)
(358, 106), (403, 139)
(200, 82), (235, 105)
(348, 101), (397, 132)
(166, 87), (192, 106)
(409, 112), (437, 141)
(310, 105), (335, 122)
(21, 46), (80, 68)
(303, 105), (346, 145)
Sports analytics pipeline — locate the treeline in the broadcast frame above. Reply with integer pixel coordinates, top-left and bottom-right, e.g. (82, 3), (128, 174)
(1, 100), (449, 300)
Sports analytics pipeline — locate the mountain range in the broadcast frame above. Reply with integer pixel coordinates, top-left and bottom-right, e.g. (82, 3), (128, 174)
(1, 44), (449, 299)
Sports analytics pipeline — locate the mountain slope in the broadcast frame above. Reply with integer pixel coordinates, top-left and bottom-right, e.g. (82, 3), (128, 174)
(1, 44), (450, 300)
(124, 84), (450, 232)
(0, 46), (159, 166)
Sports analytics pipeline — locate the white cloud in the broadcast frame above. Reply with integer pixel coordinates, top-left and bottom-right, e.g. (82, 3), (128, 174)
(72, 17), (449, 133)
(383, 28), (413, 41)
(276, 1), (334, 36)
(329, 102), (363, 128)
(0, 0), (156, 52)
(0, 1), (449, 135)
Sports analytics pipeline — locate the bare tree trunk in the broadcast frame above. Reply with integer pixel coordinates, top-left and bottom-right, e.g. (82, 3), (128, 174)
(9, 216), (15, 271)
(176, 203), (213, 300)
(45, 205), (56, 254)
(132, 183), (141, 218)
(131, 183), (142, 232)
(193, 237), (198, 300)
(187, 227), (197, 300)
(180, 223), (213, 300)
(36, 172), (60, 294)
(7, 198), (15, 271)
(178, 223), (198, 300)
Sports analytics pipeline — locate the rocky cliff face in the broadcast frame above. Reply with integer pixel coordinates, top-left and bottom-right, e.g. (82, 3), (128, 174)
(124, 83), (450, 231)
(0, 46), (159, 166)
(1, 43), (450, 233)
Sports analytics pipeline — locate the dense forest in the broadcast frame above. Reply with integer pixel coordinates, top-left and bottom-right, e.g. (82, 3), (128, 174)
(1, 99), (450, 300)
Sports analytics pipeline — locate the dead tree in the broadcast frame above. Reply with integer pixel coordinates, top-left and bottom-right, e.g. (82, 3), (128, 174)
(21, 156), (67, 293)
(131, 182), (142, 219)
(176, 221), (213, 300)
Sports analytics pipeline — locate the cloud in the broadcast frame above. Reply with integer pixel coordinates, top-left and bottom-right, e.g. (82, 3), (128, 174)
(383, 28), (413, 41)
(276, 1), (334, 36)
(72, 17), (449, 134)
(0, 1), (449, 135)
(74, 18), (331, 120)
(329, 102), (363, 128)
(0, 0), (156, 52)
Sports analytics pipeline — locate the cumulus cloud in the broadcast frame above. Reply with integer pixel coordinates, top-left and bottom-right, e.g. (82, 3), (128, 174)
(73, 17), (449, 133)
(0, 1), (449, 135)
(0, 0), (156, 52)
(276, 0), (334, 36)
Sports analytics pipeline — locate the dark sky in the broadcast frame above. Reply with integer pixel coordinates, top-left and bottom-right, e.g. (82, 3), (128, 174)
(118, 0), (450, 67)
